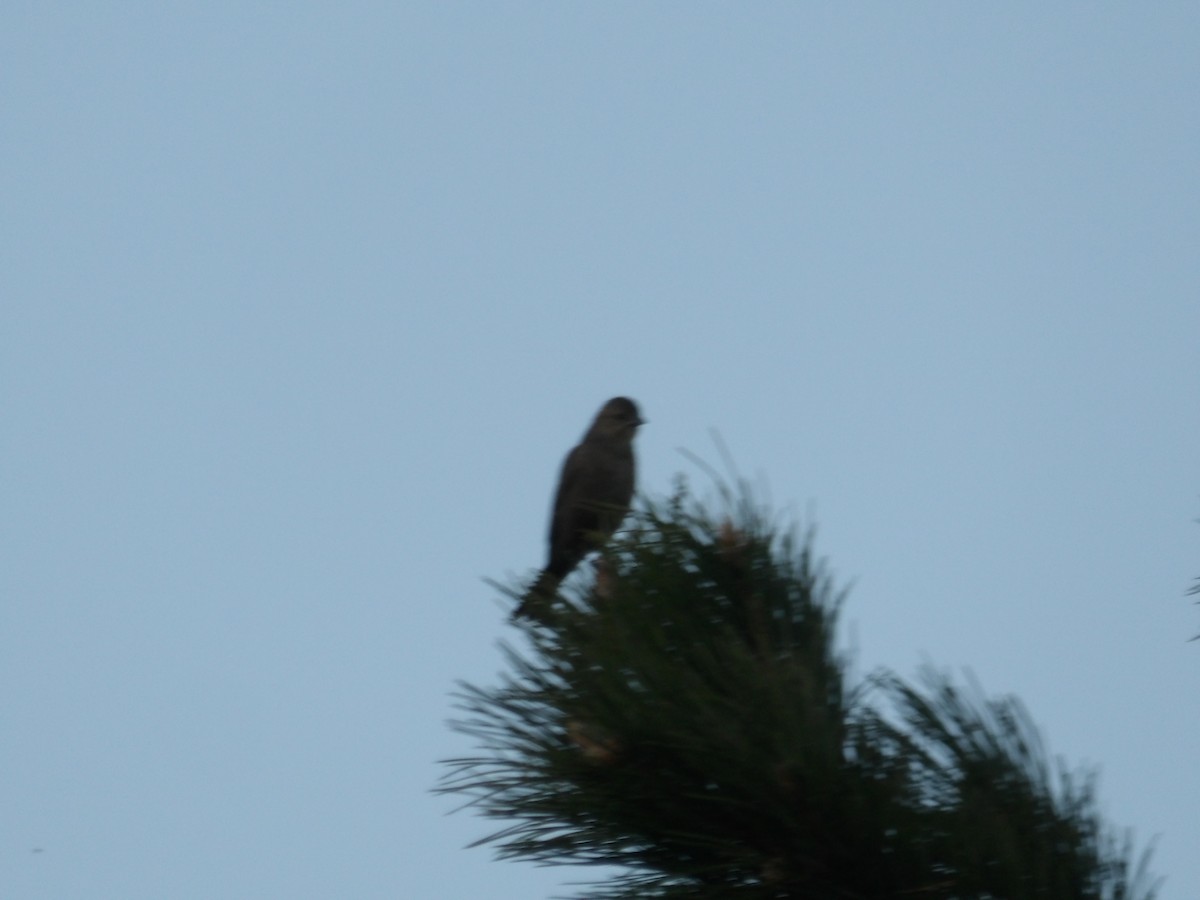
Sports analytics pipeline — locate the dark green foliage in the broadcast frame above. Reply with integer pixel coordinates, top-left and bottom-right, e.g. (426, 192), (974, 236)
(440, 485), (1157, 899)
(1189, 576), (1199, 641)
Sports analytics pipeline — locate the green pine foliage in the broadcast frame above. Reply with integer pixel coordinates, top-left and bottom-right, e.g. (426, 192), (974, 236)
(440, 484), (1158, 899)
(1189, 576), (1199, 641)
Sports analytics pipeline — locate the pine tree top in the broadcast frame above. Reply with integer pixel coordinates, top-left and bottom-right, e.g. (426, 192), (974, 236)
(440, 482), (1158, 900)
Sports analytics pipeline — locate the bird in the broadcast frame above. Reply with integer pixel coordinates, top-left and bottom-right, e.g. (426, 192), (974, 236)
(513, 396), (645, 621)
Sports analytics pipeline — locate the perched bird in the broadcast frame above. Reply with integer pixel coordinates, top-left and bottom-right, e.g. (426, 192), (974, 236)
(513, 397), (645, 621)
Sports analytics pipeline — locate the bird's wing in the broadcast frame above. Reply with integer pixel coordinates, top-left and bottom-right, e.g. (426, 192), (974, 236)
(548, 442), (588, 543)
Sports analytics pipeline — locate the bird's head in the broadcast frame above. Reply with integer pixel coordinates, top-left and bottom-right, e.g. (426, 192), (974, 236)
(585, 398), (643, 444)
(589, 396), (645, 443)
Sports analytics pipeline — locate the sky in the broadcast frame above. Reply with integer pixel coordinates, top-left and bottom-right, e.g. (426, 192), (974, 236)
(2, 4), (1197, 898)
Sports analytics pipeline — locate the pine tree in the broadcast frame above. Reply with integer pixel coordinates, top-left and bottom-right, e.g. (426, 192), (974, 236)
(440, 483), (1158, 899)
(1189, 576), (1199, 641)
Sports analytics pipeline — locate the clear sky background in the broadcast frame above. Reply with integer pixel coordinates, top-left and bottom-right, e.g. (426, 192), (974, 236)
(2, 5), (1197, 899)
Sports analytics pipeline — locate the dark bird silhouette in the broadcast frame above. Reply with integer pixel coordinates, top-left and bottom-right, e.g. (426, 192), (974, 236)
(513, 397), (645, 621)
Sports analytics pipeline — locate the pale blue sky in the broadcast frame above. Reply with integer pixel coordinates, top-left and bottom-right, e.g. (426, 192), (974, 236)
(2, 4), (1197, 898)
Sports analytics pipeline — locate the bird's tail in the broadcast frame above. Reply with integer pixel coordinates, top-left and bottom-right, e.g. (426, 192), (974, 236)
(512, 569), (562, 623)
